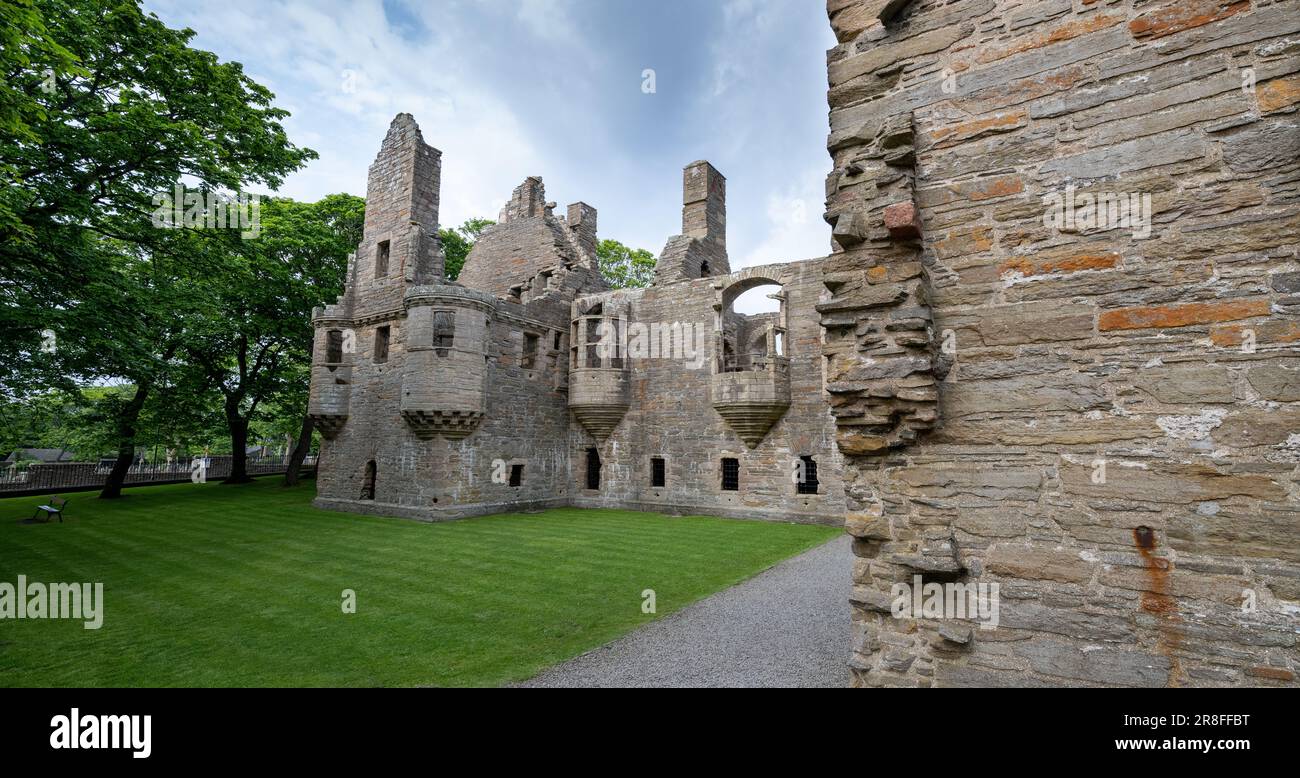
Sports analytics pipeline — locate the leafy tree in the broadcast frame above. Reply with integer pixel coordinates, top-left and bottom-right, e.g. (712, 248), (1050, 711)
(439, 217), (493, 281)
(0, 0), (317, 496)
(597, 239), (657, 289)
(185, 195), (361, 485)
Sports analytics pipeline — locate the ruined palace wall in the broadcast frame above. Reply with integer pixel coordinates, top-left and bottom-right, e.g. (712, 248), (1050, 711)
(569, 260), (848, 524)
(825, 0), (1299, 686)
(313, 297), (575, 521)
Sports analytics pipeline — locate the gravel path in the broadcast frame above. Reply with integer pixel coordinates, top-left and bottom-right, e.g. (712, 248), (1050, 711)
(519, 534), (851, 688)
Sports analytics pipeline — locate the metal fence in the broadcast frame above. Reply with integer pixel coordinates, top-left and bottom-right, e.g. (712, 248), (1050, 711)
(0, 455), (317, 493)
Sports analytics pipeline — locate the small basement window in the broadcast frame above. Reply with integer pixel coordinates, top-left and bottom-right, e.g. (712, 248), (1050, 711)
(796, 455), (819, 495)
(375, 240), (390, 278)
(509, 464), (524, 487)
(585, 448), (601, 490)
(651, 457), (666, 488)
(721, 457), (739, 491)
(374, 325), (390, 364)
(522, 332), (539, 370)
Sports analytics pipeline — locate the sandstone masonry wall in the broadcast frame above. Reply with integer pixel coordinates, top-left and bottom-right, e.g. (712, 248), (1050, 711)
(826, 0), (1299, 687)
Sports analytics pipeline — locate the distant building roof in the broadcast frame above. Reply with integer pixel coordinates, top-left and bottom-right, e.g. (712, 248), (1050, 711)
(4, 448), (76, 463)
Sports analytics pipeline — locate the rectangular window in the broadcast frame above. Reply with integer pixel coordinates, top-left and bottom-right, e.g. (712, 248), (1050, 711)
(553, 331), (562, 351)
(585, 448), (601, 490)
(374, 326), (390, 364)
(326, 329), (344, 364)
(796, 455), (819, 495)
(432, 311), (455, 355)
(651, 457), (666, 488)
(585, 318), (602, 368)
(375, 240), (390, 278)
(509, 464), (524, 487)
(721, 458), (739, 491)
(522, 332), (539, 370)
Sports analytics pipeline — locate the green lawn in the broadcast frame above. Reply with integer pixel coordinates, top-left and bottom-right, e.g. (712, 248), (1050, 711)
(0, 479), (838, 687)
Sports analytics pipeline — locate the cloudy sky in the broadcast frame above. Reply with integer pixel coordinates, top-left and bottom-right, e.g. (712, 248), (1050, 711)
(145, 0), (835, 272)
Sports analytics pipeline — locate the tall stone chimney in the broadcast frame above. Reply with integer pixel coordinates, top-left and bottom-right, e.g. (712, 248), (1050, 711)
(683, 160), (726, 252)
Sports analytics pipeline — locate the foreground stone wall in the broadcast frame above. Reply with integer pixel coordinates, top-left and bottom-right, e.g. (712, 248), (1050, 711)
(827, 0), (1299, 686)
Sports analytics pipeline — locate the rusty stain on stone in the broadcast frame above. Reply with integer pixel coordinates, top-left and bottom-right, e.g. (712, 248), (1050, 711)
(1133, 525), (1183, 686)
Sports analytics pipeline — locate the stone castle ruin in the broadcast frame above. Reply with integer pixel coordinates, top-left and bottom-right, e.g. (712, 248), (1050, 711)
(309, 116), (846, 525)
(312, 0), (1299, 686)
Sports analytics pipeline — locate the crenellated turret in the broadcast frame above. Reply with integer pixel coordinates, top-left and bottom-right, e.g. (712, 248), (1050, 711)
(400, 285), (495, 440)
(308, 307), (354, 439)
(567, 301), (630, 441)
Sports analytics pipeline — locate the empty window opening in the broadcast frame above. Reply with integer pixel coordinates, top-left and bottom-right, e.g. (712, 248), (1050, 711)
(796, 455), (819, 495)
(522, 332), (539, 370)
(375, 240), (390, 278)
(651, 457), (666, 488)
(553, 331), (562, 350)
(361, 460), (376, 501)
(700, 260), (710, 276)
(433, 310), (455, 356)
(326, 329), (344, 366)
(585, 317), (603, 368)
(585, 448), (601, 490)
(374, 325), (390, 364)
(721, 458), (739, 491)
(509, 464), (524, 487)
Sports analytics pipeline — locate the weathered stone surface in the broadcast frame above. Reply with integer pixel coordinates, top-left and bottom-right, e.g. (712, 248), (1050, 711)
(1015, 639), (1172, 687)
(986, 546), (1093, 585)
(828, 0), (1300, 690)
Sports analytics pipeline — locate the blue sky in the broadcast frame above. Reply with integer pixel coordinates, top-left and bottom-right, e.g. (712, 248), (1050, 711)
(145, 0), (835, 270)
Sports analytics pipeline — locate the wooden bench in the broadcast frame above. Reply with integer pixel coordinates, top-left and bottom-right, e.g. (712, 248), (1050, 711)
(32, 496), (68, 523)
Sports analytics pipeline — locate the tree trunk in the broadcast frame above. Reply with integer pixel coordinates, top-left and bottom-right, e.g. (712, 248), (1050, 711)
(283, 414), (314, 487)
(224, 399), (252, 484)
(99, 383), (149, 499)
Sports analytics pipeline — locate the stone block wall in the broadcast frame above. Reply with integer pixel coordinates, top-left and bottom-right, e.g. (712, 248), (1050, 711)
(570, 260), (848, 525)
(826, 0), (1299, 686)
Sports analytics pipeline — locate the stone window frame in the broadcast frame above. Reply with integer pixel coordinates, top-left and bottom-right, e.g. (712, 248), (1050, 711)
(584, 447), (601, 491)
(508, 463), (524, 488)
(375, 239), (390, 279)
(521, 331), (541, 371)
(432, 310), (456, 356)
(720, 456), (740, 492)
(795, 455), (819, 495)
(325, 329), (345, 368)
(650, 457), (666, 488)
(374, 325), (391, 364)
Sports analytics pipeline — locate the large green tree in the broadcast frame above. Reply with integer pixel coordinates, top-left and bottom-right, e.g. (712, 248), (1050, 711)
(185, 194), (362, 485)
(0, 0), (317, 497)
